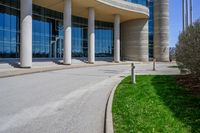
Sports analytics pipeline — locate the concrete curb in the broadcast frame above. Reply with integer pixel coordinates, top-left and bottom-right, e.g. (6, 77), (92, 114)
(105, 77), (123, 133)
(0, 62), (132, 78)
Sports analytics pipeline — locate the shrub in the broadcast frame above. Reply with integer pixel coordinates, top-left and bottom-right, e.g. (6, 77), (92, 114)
(169, 47), (176, 61)
(176, 19), (200, 76)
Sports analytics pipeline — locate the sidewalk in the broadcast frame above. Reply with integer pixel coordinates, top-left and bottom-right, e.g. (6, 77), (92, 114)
(0, 58), (179, 78)
(0, 59), (133, 78)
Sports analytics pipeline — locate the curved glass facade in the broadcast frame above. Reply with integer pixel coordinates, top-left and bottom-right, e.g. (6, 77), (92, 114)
(32, 4), (114, 58)
(124, 0), (148, 6)
(0, 0), (153, 60)
(0, 0), (113, 58)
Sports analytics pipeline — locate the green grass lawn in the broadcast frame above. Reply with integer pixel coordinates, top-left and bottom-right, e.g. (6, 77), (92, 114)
(112, 75), (200, 133)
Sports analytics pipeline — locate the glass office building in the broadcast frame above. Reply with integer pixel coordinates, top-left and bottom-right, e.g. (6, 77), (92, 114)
(0, 0), (113, 58)
(0, 0), (169, 66)
(0, 0), (149, 59)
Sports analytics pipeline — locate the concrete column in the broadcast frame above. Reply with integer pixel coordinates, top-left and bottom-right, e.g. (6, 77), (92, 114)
(63, 0), (72, 65)
(88, 7), (95, 64)
(114, 14), (120, 63)
(154, 0), (169, 62)
(20, 0), (32, 68)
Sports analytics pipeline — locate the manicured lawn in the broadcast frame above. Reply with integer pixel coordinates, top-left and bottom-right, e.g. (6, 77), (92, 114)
(112, 75), (200, 133)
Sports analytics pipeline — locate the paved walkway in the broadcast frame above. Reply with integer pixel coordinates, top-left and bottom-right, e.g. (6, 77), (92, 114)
(0, 59), (179, 78)
(0, 62), (180, 133)
(0, 59), (131, 78)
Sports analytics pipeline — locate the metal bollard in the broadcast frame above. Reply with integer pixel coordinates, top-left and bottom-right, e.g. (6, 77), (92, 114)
(153, 58), (156, 71)
(131, 63), (136, 84)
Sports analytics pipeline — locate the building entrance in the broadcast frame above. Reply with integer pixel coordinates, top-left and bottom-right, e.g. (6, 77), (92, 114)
(51, 37), (64, 58)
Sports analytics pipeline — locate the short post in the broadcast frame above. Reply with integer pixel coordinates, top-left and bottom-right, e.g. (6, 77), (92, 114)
(153, 58), (156, 71)
(131, 63), (136, 84)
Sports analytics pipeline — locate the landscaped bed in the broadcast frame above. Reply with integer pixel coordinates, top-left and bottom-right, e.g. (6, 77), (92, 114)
(112, 75), (200, 133)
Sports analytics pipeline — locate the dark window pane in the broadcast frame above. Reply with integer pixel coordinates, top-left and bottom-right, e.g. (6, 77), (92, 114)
(0, 39), (3, 54)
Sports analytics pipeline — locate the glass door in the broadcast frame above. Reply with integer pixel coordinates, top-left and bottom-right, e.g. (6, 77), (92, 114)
(56, 37), (64, 58)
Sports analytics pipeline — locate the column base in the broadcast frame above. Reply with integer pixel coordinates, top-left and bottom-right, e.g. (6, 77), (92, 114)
(20, 66), (31, 69)
(114, 61), (120, 63)
(63, 63), (71, 65)
(88, 62), (95, 64)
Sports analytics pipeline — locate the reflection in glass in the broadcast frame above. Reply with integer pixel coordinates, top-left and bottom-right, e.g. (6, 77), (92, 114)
(0, 0), (20, 58)
(0, 0), (152, 59)
(124, 0), (148, 6)
(95, 21), (113, 57)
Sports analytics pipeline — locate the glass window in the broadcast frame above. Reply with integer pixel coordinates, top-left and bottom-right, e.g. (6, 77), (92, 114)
(124, 0), (148, 6)
(0, 8), (4, 30)
(95, 21), (113, 57)
(10, 31), (16, 42)
(0, 1), (115, 58)
(4, 31), (10, 42)
(0, 44), (3, 55)
(4, 12), (11, 30)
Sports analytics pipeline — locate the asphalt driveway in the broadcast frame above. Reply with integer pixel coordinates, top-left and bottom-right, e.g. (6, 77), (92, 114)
(0, 65), (130, 133)
(0, 62), (179, 133)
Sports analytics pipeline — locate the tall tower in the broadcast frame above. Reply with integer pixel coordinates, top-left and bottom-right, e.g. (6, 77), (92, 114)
(153, 0), (169, 61)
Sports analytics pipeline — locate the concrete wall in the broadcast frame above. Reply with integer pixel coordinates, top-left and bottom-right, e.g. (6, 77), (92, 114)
(153, 0), (169, 61)
(121, 19), (149, 62)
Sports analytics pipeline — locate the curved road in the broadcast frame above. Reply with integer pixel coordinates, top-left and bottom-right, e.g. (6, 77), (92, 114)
(0, 65), (130, 133)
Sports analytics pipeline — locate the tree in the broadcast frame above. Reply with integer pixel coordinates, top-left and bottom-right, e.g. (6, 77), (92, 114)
(176, 19), (200, 77)
(169, 47), (176, 61)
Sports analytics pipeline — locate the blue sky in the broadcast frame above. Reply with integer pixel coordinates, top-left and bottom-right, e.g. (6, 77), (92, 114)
(169, 0), (200, 47)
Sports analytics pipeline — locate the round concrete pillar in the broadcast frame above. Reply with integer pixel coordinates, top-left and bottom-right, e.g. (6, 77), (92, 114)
(63, 0), (72, 65)
(121, 19), (149, 62)
(114, 15), (120, 63)
(154, 0), (169, 61)
(20, 0), (32, 68)
(88, 7), (95, 64)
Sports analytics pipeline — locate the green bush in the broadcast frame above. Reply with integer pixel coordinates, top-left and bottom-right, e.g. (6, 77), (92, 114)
(169, 47), (176, 61)
(176, 20), (200, 76)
